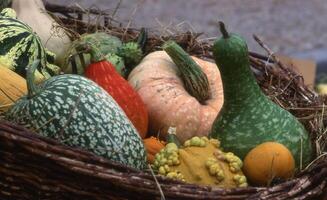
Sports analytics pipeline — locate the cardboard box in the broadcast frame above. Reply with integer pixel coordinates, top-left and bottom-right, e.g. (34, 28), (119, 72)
(277, 54), (316, 88)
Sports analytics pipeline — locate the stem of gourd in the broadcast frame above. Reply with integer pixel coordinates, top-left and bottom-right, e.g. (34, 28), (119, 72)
(26, 60), (41, 98)
(219, 21), (229, 39)
(163, 41), (210, 104)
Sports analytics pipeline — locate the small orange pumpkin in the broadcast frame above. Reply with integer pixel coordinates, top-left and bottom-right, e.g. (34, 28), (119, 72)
(143, 137), (165, 163)
(243, 142), (295, 186)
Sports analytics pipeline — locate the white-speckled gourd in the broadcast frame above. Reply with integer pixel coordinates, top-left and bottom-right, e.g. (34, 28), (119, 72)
(5, 60), (146, 170)
(210, 22), (312, 167)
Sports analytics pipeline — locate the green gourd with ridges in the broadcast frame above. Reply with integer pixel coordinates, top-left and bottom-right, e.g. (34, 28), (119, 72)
(0, 8), (60, 82)
(210, 22), (312, 167)
(5, 60), (146, 170)
(64, 31), (144, 78)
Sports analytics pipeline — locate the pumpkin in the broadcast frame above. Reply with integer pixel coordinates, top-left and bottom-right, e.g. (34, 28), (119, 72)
(128, 42), (224, 143)
(5, 60), (146, 170)
(152, 131), (247, 188)
(74, 42), (149, 138)
(243, 142), (295, 186)
(12, 0), (72, 66)
(143, 136), (165, 163)
(210, 22), (313, 167)
(0, 8), (60, 82)
(0, 63), (26, 112)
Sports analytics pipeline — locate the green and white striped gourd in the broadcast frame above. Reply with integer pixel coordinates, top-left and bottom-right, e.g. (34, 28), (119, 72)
(5, 60), (146, 170)
(0, 8), (60, 83)
(210, 22), (312, 167)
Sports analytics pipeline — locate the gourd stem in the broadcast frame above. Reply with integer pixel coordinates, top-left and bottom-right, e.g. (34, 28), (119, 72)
(163, 41), (210, 104)
(137, 27), (147, 53)
(26, 60), (40, 98)
(219, 21), (229, 39)
(75, 42), (105, 63)
(167, 131), (181, 148)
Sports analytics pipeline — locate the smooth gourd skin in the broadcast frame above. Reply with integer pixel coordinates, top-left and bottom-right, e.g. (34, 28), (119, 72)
(5, 74), (146, 170)
(128, 51), (224, 143)
(210, 32), (312, 167)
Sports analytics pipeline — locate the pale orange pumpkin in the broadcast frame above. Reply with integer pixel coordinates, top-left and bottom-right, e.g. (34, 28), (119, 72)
(128, 48), (223, 142)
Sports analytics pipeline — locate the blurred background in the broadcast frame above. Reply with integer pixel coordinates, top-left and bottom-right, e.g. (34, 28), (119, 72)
(54, 0), (327, 81)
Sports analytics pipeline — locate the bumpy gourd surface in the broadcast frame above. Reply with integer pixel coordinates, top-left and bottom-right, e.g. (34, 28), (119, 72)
(153, 136), (247, 188)
(0, 9), (59, 82)
(6, 75), (146, 169)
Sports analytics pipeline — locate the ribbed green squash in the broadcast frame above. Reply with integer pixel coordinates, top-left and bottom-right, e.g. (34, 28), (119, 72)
(64, 32), (124, 75)
(64, 31), (144, 78)
(210, 22), (313, 167)
(5, 60), (146, 170)
(0, 8), (60, 83)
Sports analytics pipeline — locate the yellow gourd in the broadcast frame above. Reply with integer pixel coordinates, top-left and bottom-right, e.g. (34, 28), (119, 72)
(152, 132), (247, 188)
(243, 142), (295, 186)
(0, 64), (27, 112)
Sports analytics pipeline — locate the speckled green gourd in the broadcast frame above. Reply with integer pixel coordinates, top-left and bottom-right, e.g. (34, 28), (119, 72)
(210, 22), (312, 167)
(0, 8), (60, 82)
(5, 60), (146, 170)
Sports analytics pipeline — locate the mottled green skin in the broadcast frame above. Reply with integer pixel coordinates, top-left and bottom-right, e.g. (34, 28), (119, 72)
(163, 41), (210, 103)
(0, 9), (60, 81)
(210, 33), (313, 167)
(65, 32), (127, 76)
(6, 74), (146, 170)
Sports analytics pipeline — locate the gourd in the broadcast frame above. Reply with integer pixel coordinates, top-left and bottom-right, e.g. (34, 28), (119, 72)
(143, 136), (165, 163)
(128, 42), (224, 143)
(5, 60), (146, 170)
(12, 0), (71, 66)
(0, 8), (60, 83)
(243, 142), (295, 186)
(152, 130), (247, 188)
(210, 22), (313, 167)
(75, 42), (149, 138)
(0, 63), (27, 112)
(64, 31), (144, 77)
(64, 32), (124, 75)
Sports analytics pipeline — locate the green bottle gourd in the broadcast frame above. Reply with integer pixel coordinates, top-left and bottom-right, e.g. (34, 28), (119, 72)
(210, 22), (312, 167)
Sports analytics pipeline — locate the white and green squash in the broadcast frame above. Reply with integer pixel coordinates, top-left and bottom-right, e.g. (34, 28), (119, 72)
(5, 60), (146, 170)
(0, 8), (60, 83)
(12, 0), (72, 66)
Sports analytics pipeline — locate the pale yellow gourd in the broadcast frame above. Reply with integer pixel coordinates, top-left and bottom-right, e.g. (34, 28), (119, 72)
(12, 0), (71, 66)
(0, 64), (27, 112)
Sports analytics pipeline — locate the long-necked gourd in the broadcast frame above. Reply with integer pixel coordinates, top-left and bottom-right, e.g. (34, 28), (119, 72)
(5, 60), (146, 170)
(0, 8), (60, 83)
(210, 22), (312, 167)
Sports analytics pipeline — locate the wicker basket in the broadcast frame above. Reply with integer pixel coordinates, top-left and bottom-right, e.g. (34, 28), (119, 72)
(0, 2), (326, 199)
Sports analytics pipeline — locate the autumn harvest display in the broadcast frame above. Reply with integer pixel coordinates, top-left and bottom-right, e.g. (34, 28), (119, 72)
(0, 2), (326, 200)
